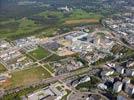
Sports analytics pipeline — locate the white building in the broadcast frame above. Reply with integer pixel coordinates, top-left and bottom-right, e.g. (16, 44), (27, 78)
(97, 83), (107, 90)
(79, 76), (91, 83)
(113, 81), (123, 93)
(101, 70), (114, 76)
(65, 31), (89, 42)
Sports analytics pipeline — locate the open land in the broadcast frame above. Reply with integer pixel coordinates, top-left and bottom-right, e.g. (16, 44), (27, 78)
(1, 66), (51, 89)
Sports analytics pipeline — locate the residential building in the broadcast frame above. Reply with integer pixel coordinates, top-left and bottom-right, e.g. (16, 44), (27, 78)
(116, 67), (125, 74)
(125, 69), (134, 76)
(113, 81), (123, 93)
(124, 84), (134, 95)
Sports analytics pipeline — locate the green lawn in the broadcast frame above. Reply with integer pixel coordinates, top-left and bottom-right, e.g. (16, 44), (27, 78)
(0, 63), (7, 73)
(29, 47), (50, 60)
(10, 66), (51, 87)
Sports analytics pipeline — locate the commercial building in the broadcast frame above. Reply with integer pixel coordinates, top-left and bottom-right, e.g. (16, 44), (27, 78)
(65, 31), (89, 42)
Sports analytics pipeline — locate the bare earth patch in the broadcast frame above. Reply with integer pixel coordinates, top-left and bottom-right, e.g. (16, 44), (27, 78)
(64, 19), (99, 25)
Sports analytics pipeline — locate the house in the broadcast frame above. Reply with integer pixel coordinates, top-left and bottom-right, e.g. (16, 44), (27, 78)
(113, 81), (123, 93)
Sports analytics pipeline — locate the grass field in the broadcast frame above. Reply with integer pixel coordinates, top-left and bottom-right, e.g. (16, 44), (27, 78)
(0, 63), (7, 73)
(8, 66), (51, 88)
(29, 47), (50, 60)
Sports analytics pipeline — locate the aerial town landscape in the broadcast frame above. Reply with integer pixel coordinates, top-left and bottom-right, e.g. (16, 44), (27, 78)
(0, 0), (134, 100)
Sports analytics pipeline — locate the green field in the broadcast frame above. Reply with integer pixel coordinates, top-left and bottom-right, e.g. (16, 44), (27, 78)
(0, 64), (7, 73)
(29, 47), (50, 60)
(0, 9), (102, 39)
(9, 66), (51, 87)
